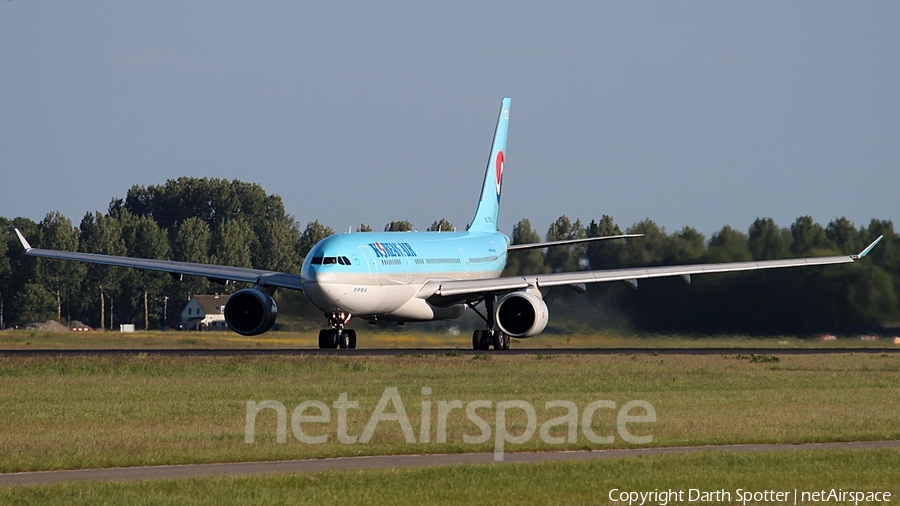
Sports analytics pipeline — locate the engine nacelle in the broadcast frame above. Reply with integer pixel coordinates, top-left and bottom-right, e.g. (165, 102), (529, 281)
(224, 288), (278, 336)
(495, 291), (549, 338)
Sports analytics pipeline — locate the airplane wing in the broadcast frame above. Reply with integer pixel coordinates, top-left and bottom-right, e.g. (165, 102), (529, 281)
(14, 229), (303, 291)
(507, 234), (644, 251)
(423, 235), (884, 302)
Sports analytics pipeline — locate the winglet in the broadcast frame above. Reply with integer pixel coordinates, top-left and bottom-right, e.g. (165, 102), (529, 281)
(14, 229), (32, 251)
(852, 235), (883, 259)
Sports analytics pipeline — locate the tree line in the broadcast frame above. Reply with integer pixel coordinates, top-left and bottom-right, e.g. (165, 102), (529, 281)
(1, 177), (897, 335)
(504, 215), (899, 335)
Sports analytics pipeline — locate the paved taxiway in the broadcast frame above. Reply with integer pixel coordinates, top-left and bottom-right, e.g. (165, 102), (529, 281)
(2, 441), (898, 486)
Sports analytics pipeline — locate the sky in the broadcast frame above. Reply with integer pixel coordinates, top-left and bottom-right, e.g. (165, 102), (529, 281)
(2, 2), (898, 239)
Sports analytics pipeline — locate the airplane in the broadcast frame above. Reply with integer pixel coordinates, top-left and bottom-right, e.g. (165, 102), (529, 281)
(15, 97), (883, 351)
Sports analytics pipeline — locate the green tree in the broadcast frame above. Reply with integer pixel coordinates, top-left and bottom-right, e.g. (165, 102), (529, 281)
(427, 219), (454, 232)
(79, 212), (127, 330)
(252, 197), (301, 273)
(0, 219), (9, 281)
(865, 220), (898, 272)
(790, 216), (835, 256)
(826, 217), (867, 255)
(13, 283), (56, 325)
(297, 220), (335, 259)
(545, 215), (586, 272)
(666, 227), (705, 264)
(585, 215), (624, 270)
(171, 217), (212, 300)
(747, 217), (787, 261)
(502, 219), (549, 277)
(213, 219), (256, 270)
(384, 220), (414, 232)
(866, 219), (900, 301)
(120, 178), (271, 231)
(620, 219), (668, 268)
(705, 225), (751, 262)
(0, 218), (10, 329)
(172, 217), (212, 264)
(37, 212), (84, 321)
(356, 224), (373, 232)
(121, 215), (171, 329)
(4, 217), (44, 325)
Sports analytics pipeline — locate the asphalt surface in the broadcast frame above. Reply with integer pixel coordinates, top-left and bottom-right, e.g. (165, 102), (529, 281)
(1, 347), (899, 357)
(2, 441), (898, 486)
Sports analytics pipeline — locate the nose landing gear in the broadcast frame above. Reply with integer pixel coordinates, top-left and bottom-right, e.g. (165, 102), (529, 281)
(318, 312), (357, 349)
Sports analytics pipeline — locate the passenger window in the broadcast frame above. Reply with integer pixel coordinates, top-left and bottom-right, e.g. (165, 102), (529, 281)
(311, 257), (324, 265)
(324, 257), (337, 264)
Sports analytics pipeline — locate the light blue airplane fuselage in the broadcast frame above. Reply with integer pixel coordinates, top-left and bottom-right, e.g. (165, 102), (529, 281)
(301, 230), (509, 321)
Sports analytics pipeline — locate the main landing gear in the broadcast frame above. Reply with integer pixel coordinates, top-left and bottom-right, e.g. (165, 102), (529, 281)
(467, 296), (510, 351)
(318, 312), (357, 349)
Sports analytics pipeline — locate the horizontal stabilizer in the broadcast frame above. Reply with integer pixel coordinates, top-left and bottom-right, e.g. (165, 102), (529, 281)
(507, 233), (643, 251)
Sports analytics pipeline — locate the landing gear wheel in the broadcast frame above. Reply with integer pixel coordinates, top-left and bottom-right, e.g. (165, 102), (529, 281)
(491, 331), (502, 350)
(479, 331), (492, 350)
(318, 329), (332, 349)
(472, 330), (491, 350)
(347, 329), (357, 349)
(338, 330), (350, 349)
(330, 330), (340, 348)
(503, 333), (511, 350)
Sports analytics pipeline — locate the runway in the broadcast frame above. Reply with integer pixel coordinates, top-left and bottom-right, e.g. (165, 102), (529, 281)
(0, 346), (898, 358)
(2, 440), (898, 486)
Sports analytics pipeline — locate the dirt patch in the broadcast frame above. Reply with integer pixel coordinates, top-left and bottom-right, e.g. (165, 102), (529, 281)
(24, 320), (69, 332)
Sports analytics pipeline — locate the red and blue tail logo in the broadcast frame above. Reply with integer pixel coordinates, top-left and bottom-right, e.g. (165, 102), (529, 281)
(495, 150), (504, 203)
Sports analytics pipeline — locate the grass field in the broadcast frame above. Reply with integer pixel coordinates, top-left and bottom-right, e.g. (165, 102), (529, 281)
(1, 353), (898, 474)
(1, 328), (898, 349)
(1, 450), (898, 505)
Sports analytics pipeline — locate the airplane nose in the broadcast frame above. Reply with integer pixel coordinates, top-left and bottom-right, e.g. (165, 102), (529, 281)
(304, 281), (344, 308)
(303, 270), (336, 283)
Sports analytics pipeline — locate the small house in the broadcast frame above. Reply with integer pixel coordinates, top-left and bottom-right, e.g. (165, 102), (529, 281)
(180, 294), (231, 330)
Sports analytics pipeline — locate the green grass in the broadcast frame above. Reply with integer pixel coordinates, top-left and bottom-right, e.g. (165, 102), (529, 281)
(1, 450), (898, 505)
(1, 354), (899, 473)
(1, 328), (897, 349)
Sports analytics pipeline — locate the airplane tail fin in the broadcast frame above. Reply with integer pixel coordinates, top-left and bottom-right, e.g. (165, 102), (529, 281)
(469, 97), (510, 233)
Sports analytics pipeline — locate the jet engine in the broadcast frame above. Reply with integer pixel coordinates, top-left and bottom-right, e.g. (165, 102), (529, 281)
(495, 291), (548, 338)
(224, 288), (278, 336)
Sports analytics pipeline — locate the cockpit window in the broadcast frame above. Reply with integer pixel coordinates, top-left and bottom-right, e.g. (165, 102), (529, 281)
(311, 255), (351, 266)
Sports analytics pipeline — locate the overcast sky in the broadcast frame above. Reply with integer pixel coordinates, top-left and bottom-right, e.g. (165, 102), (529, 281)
(2, 2), (898, 239)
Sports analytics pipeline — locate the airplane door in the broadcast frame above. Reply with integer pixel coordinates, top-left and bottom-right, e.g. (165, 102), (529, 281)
(358, 246), (378, 279)
(460, 248), (470, 277)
